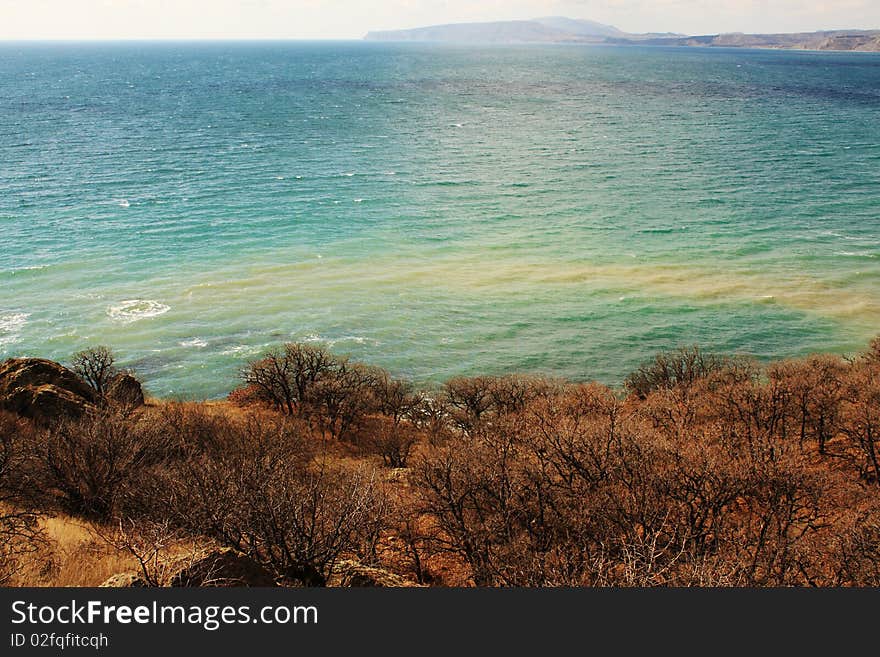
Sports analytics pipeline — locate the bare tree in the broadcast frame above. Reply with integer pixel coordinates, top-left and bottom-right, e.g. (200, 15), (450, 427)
(71, 346), (118, 397)
(625, 346), (740, 399)
(841, 364), (880, 485)
(372, 373), (423, 426)
(241, 347), (297, 415)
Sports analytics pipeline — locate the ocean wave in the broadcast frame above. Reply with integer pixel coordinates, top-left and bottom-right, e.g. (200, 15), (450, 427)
(220, 344), (259, 356)
(179, 337), (208, 348)
(329, 335), (378, 348)
(5, 264), (49, 276)
(107, 300), (170, 323)
(0, 312), (29, 347)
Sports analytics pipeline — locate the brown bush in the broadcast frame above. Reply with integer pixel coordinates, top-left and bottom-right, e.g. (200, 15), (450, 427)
(28, 408), (165, 520)
(442, 375), (562, 436)
(367, 418), (419, 468)
(372, 373), (422, 426)
(625, 346), (748, 399)
(0, 412), (45, 583)
(840, 363), (880, 484)
(414, 377), (839, 586)
(164, 418), (388, 585)
(241, 343), (336, 416)
(768, 355), (847, 453)
(226, 383), (266, 408)
(241, 343), (383, 440)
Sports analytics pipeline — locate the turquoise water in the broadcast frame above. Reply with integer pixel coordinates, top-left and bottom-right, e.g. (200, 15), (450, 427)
(1, 42), (879, 398)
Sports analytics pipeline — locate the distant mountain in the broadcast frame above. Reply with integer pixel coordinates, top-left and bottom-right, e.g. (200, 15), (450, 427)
(611, 30), (880, 51)
(532, 16), (625, 39)
(364, 20), (606, 44)
(364, 17), (880, 52)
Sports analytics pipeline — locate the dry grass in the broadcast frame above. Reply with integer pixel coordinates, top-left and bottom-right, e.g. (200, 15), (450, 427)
(9, 513), (138, 587)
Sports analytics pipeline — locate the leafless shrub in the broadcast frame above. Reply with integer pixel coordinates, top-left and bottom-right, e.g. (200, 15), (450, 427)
(768, 356), (847, 453)
(840, 363), (880, 484)
(831, 510), (880, 586)
(442, 375), (562, 436)
(408, 396), (452, 447)
(308, 362), (381, 440)
(0, 412), (46, 583)
(166, 421), (388, 586)
(241, 343), (382, 440)
(372, 373), (423, 426)
(95, 518), (201, 587)
(29, 408), (163, 520)
(442, 376), (496, 436)
(241, 343), (336, 416)
(625, 346), (744, 399)
(368, 419), (419, 468)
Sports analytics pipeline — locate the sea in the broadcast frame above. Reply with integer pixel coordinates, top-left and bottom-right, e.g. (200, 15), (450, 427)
(1, 41), (878, 398)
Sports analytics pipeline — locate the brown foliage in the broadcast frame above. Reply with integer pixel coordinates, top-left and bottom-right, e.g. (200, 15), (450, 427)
(6, 337), (880, 587)
(164, 421), (389, 585)
(26, 408), (167, 520)
(0, 412), (45, 583)
(241, 343), (382, 440)
(624, 346), (749, 399)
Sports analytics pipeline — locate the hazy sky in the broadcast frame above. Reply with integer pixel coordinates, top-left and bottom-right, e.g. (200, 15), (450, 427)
(1, 1), (877, 40)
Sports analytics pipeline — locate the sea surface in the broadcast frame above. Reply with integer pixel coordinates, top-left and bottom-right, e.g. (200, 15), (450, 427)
(1, 41), (879, 398)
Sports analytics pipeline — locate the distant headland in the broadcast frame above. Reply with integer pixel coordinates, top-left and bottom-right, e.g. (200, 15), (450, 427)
(364, 16), (880, 52)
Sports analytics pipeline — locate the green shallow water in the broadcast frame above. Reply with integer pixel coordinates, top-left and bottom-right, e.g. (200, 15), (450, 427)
(1, 42), (879, 398)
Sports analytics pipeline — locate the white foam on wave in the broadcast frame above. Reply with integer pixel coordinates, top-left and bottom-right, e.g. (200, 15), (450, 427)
(0, 312), (29, 347)
(179, 337), (208, 348)
(354, 198), (364, 203)
(836, 251), (876, 258)
(107, 300), (170, 323)
(117, 199), (130, 208)
(220, 344), (256, 356)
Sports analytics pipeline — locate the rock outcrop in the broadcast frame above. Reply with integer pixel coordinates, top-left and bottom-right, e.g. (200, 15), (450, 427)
(330, 560), (419, 587)
(0, 358), (98, 422)
(170, 548), (276, 587)
(100, 572), (149, 587)
(105, 372), (145, 408)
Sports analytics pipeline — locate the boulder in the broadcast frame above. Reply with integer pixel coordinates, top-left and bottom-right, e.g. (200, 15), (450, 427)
(105, 372), (145, 408)
(330, 560), (418, 587)
(100, 572), (149, 587)
(170, 548), (276, 587)
(0, 358), (97, 422)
